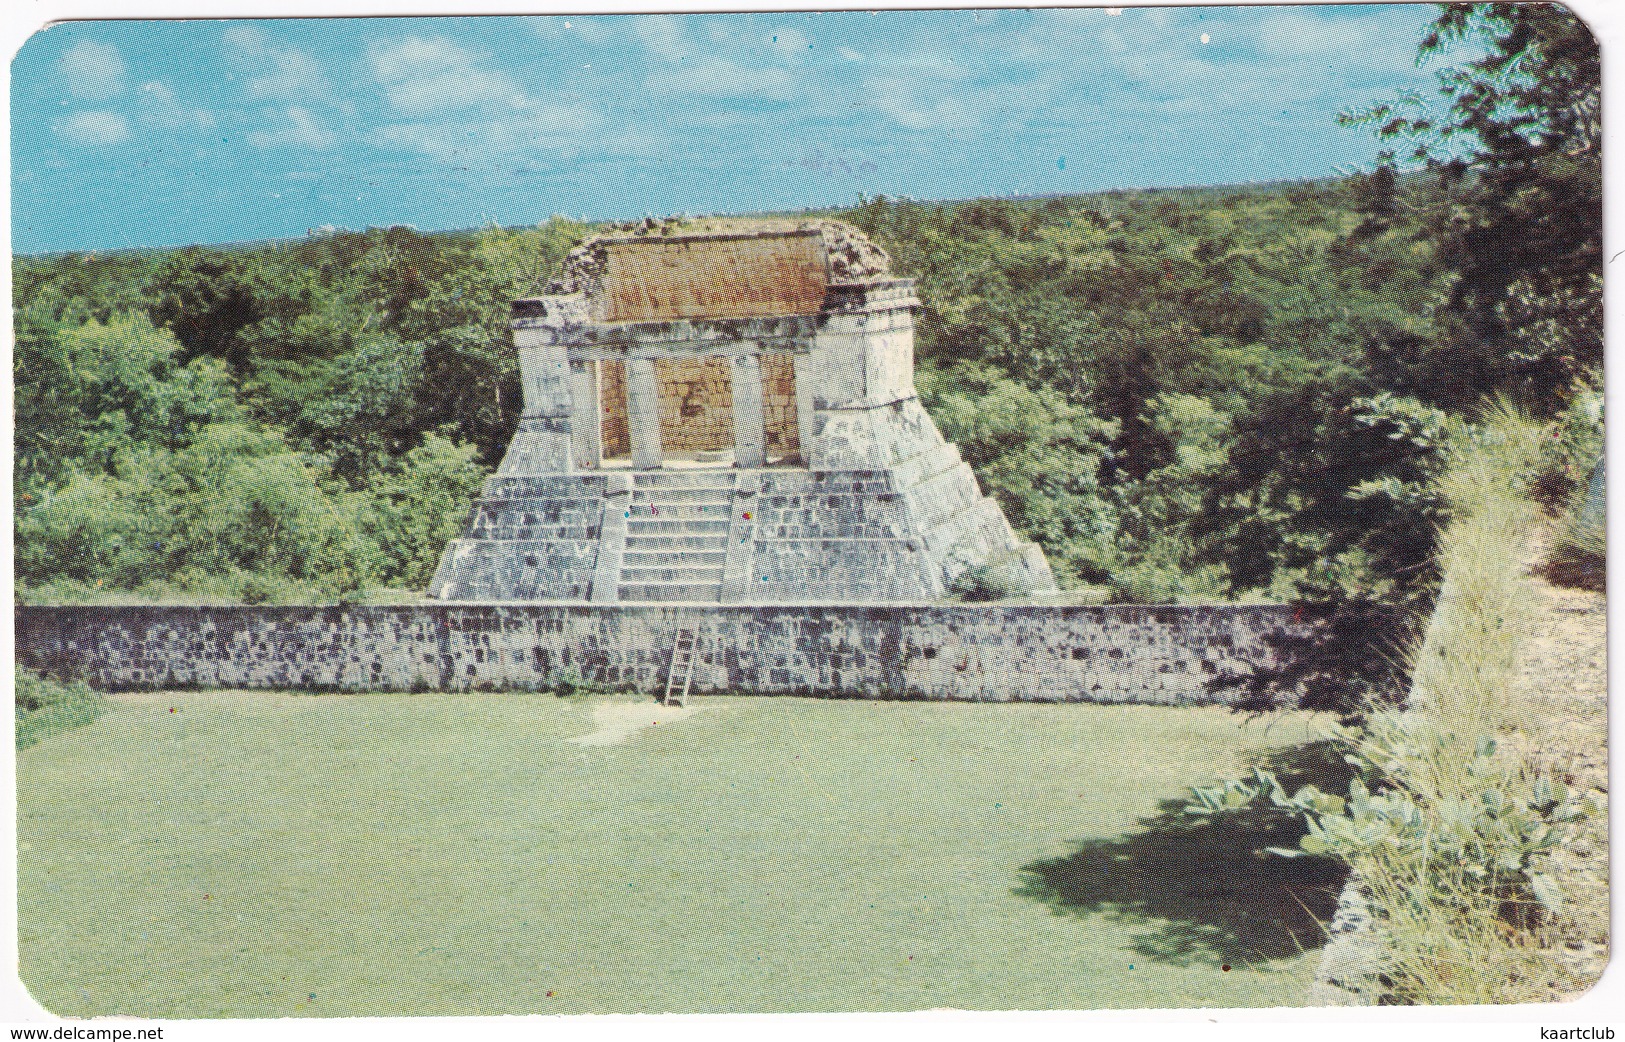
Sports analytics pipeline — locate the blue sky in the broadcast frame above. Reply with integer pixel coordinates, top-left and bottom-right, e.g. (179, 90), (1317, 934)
(11, 5), (1446, 253)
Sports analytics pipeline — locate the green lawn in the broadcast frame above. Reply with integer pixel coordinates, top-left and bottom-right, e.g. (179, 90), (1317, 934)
(18, 693), (1347, 1017)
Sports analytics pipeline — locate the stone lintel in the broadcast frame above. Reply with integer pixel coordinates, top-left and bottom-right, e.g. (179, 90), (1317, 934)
(562, 339), (812, 363)
(511, 285), (917, 339)
(513, 311), (821, 343)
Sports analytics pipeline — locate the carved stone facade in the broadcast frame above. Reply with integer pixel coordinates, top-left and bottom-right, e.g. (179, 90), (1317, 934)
(429, 222), (1057, 604)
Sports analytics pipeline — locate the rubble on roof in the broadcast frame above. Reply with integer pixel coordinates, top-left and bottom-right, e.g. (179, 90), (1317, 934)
(541, 217), (892, 297)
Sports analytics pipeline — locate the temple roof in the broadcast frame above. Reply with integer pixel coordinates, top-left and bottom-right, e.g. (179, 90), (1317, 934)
(541, 218), (892, 323)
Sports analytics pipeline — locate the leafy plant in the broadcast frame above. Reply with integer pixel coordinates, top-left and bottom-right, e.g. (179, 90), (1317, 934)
(15, 666), (104, 751)
(548, 666), (594, 698)
(1188, 734), (1598, 914)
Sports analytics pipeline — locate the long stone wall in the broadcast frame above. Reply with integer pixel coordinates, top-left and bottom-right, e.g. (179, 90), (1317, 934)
(16, 603), (1302, 705)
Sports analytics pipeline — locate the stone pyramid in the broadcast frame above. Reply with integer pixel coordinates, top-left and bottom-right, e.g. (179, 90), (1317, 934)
(429, 218), (1056, 603)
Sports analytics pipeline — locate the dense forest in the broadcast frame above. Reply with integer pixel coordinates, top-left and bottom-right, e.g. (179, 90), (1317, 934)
(12, 5), (1602, 703)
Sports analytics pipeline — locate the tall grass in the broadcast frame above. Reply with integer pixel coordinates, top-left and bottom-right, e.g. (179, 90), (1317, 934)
(1348, 404), (1584, 1003)
(1544, 458), (1606, 592)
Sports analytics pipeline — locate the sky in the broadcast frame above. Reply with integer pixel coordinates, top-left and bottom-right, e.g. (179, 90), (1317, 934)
(9, 5), (1450, 254)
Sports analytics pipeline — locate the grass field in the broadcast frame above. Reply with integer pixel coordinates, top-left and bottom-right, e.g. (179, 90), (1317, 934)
(18, 692), (1347, 1017)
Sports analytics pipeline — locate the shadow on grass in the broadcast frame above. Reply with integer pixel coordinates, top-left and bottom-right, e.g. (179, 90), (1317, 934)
(1014, 742), (1351, 968)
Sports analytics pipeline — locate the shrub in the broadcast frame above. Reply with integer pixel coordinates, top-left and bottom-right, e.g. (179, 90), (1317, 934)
(1189, 734), (1597, 919)
(548, 667), (596, 698)
(948, 559), (1029, 602)
(16, 666), (104, 751)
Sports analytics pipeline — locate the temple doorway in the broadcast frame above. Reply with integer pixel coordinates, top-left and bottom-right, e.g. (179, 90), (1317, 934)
(656, 357), (734, 459)
(594, 353), (803, 468)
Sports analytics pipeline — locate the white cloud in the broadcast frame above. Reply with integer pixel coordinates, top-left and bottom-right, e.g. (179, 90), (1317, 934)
(529, 16), (619, 47)
(372, 103), (593, 163)
(862, 73), (983, 131)
(566, 18), (617, 46)
(369, 37), (525, 114)
(636, 19), (817, 101)
(247, 106), (335, 149)
(249, 49), (327, 100)
(631, 16), (694, 63)
(649, 60), (797, 101)
(60, 40), (126, 101)
(1255, 8), (1415, 69)
(56, 110), (130, 146)
(225, 24), (330, 100)
(136, 81), (216, 132)
(364, 34), (600, 163)
(222, 24), (267, 51)
(767, 28), (810, 52)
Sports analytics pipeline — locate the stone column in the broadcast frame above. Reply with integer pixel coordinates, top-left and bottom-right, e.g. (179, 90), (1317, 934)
(568, 360), (603, 468)
(625, 357), (663, 469)
(730, 354), (766, 468)
(792, 352), (819, 466)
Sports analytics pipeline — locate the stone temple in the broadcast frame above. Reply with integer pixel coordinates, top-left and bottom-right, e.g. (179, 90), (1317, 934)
(428, 219), (1057, 604)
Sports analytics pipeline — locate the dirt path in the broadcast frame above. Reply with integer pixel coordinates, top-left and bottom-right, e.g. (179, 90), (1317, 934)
(570, 698), (700, 746)
(1511, 529), (1608, 998)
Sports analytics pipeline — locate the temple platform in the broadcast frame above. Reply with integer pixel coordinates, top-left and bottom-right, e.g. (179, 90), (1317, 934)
(429, 220), (1057, 604)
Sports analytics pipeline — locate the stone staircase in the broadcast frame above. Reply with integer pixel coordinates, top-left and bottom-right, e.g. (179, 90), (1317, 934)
(618, 471), (736, 602)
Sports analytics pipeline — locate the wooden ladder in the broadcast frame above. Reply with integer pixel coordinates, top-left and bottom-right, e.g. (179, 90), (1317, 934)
(663, 627), (699, 707)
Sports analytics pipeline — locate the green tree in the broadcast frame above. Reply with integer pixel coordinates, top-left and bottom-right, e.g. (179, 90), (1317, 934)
(255, 333), (428, 485)
(13, 311), (238, 498)
(362, 432), (488, 589)
(1342, 2), (1601, 413)
(146, 249), (286, 373)
(16, 422), (377, 600)
(919, 361), (1118, 587)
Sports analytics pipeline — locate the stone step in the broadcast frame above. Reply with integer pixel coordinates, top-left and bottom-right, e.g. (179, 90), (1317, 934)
(625, 534), (730, 553)
(467, 524), (602, 541)
(622, 549), (727, 567)
(618, 582), (723, 603)
(475, 495), (605, 508)
(630, 487), (734, 504)
(484, 477), (607, 498)
(620, 565), (726, 584)
(633, 472), (738, 488)
(625, 519), (730, 537)
(626, 501), (731, 519)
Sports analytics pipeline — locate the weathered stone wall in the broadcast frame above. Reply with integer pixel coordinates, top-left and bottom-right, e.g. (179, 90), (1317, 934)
(597, 230), (827, 323)
(750, 541), (936, 601)
(755, 472), (909, 538)
(431, 541), (601, 601)
(16, 604), (1300, 705)
(655, 357), (734, 453)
